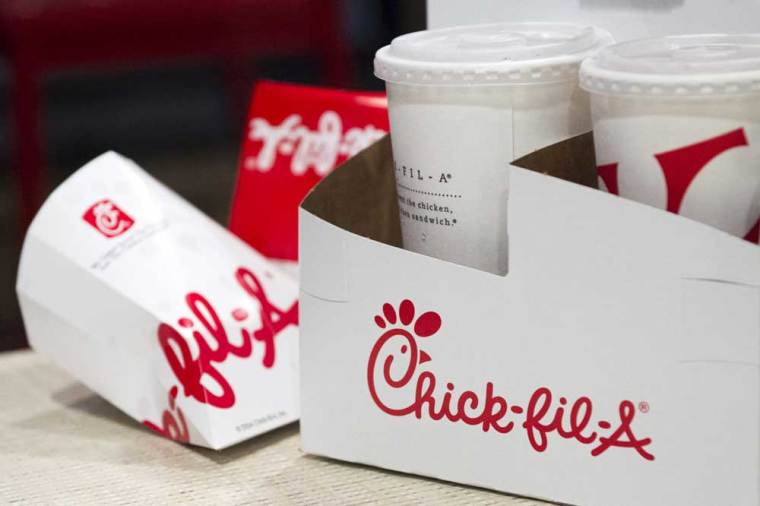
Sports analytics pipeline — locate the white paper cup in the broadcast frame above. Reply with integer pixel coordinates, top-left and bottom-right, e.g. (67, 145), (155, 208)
(581, 34), (760, 243)
(375, 23), (613, 274)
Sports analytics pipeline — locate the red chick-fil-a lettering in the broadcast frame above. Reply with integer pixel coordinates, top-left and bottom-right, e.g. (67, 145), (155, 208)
(143, 386), (190, 443)
(367, 300), (654, 461)
(153, 266), (298, 416)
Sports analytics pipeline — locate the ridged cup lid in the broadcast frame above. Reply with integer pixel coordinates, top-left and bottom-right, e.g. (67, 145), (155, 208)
(581, 34), (760, 97)
(374, 23), (614, 86)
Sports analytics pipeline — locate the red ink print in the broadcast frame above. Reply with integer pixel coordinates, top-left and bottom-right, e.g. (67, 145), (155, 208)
(604, 128), (759, 242)
(744, 216), (760, 244)
(232, 308), (248, 321)
(414, 311), (441, 337)
(157, 266), (298, 411)
(236, 267), (299, 368)
(597, 162), (619, 196)
(82, 199), (134, 238)
(367, 300), (655, 461)
(523, 388), (598, 452)
(143, 386), (189, 443)
(383, 303), (397, 324)
(591, 401), (654, 461)
(655, 128), (748, 213)
(399, 299), (415, 324)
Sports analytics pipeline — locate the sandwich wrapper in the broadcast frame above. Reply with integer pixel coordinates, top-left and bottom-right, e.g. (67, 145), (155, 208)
(16, 152), (299, 449)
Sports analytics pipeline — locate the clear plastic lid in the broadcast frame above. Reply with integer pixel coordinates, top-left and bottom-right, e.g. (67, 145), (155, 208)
(374, 23), (614, 86)
(581, 34), (760, 97)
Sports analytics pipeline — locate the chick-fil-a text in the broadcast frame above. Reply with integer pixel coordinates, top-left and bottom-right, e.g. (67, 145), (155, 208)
(158, 266), (298, 410)
(367, 300), (654, 461)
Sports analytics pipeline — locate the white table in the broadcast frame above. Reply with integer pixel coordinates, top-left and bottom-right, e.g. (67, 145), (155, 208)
(0, 349), (550, 505)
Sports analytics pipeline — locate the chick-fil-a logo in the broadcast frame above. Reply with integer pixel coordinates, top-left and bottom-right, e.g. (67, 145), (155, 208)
(82, 199), (134, 238)
(143, 266), (298, 441)
(142, 386), (189, 443)
(367, 300), (654, 461)
(245, 111), (386, 176)
(598, 127), (759, 243)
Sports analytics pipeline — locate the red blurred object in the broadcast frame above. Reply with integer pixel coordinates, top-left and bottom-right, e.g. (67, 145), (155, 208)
(229, 80), (388, 260)
(0, 0), (353, 232)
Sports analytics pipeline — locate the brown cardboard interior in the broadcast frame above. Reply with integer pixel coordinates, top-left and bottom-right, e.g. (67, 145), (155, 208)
(512, 131), (598, 188)
(301, 133), (597, 247)
(302, 135), (403, 248)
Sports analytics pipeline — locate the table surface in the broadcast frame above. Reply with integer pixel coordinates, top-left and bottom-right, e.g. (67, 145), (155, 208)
(0, 350), (550, 505)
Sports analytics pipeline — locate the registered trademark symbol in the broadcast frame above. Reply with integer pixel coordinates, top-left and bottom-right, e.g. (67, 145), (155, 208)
(638, 401), (650, 413)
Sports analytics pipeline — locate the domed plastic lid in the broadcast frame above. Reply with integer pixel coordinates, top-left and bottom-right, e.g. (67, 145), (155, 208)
(375, 23), (614, 86)
(581, 34), (760, 97)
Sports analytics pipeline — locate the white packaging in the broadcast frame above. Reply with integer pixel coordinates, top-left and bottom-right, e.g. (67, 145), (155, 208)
(299, 136), (760, 506)
(375, 23), (613, 274)
(16, 152), (300, 449)
(581, 34), (760, 242)
(427, 0), (760, 41)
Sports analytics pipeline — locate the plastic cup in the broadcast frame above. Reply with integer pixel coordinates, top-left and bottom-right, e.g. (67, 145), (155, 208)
(375, 23), (613, 274)
(581, 34), (760, 243)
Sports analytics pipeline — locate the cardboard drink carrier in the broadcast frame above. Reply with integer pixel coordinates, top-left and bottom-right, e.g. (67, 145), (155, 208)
(298, 134), (760, 505)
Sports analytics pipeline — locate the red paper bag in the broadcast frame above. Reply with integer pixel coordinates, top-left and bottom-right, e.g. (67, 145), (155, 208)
(229, 81), (388, 260)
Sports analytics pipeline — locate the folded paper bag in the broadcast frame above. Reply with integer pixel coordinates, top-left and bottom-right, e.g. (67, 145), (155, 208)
(16, 152), (299, 449)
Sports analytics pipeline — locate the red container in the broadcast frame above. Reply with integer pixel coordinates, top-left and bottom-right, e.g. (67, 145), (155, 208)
(230, 80), (389, 260)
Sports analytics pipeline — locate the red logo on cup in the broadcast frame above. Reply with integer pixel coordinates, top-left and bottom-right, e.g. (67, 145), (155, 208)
(83, 199), (134, 238)
(598, 127), (759, 243)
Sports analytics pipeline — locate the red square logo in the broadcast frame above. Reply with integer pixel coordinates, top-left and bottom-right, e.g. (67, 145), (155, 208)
(83, 199), (134, 238)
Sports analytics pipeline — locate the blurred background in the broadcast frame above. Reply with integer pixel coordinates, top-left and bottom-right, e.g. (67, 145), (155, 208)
(0, 0), (424, 351)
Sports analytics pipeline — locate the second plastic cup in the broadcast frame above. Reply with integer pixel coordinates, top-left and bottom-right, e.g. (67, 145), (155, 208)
(375, 23), (613, 274)
(581, 34), (760, 243)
